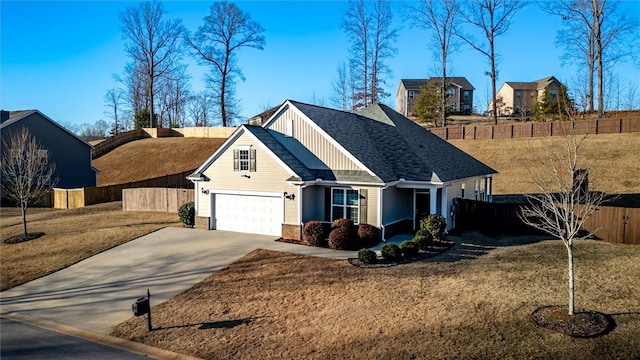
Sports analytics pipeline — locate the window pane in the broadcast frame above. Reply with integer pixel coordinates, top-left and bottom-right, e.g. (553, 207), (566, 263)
(332, 206), (343, 221)
(239, 150), (249, 160)
(332, 189), (344, 205)
(346, 207), (359, 224)
(346, 190), (359, 206)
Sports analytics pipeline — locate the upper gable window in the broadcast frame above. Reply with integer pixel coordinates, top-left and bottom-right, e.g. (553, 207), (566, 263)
(408, 90), (415, 99)
(233, 146), (256, 172)
(285, 118), (294, 137)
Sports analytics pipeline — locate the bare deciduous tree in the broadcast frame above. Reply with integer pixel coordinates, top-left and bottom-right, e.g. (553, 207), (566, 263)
(104, 88), (125, 136)
(186, 1), (265, 127)
(520, 121), (607, 315)
(188, 91), (213, 127)
(1, 128), (57, 238)
(157, 64), (191, 128)
(407, 0), (460, 127)
(457, 0), (525, 125)
(342, 0), (398, 110)
(541, 0), (638, 118)
(120, 1), (184, 128)
(330, 61), (354, 111)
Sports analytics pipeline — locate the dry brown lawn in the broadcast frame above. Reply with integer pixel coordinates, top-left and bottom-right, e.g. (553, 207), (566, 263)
(112, 233), (640, 359)
(93, 137), (226, 185)
(450, 133), (640, 195)
(0, 202), (180, 291)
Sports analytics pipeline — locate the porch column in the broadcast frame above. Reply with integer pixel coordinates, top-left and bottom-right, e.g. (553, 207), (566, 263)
(429, 187), (437, 215)
(488, 176), (493, 202)
(440, 186), (448, 226)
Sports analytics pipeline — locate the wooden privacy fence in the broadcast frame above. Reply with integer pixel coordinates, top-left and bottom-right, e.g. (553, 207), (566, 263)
(122, 188), (194, 212)
(430, 117), (640, 140)
(455, 198), (639, 245)
(53, 169), (194, 209)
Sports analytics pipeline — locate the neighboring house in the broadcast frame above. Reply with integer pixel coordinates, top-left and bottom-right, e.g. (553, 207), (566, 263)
(491, 76), (562, 116)
(0, 110), (97, 188)
(188, 100), (496, 240)
(396, 77), (475, 117)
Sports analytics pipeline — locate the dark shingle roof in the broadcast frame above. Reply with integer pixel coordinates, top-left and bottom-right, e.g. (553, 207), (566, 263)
(401, 77), (475, 91)
(288, 100), (496, 183)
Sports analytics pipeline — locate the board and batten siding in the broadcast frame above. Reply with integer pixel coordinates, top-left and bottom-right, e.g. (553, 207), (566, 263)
(197, 131), (299, 224)
(268, 106), (362, 171)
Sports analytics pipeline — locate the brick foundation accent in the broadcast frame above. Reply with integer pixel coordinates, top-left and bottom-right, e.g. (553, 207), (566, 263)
(195, 216), (210, 230)
(282, 224), (302, 241)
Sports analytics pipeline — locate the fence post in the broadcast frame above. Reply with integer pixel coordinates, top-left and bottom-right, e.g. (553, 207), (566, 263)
(619, 118), (623, 133)
(595, 119), (599, 134)
(474, 126), (477, 140)
(462, 125), (466, 139)
(511, 124), (514, 139)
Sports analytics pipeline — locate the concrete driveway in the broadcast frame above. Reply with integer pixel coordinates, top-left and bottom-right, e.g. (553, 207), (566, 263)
(0, 227), (358, 335)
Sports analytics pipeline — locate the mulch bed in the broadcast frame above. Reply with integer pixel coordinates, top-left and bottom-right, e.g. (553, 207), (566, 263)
(531, 305), (612, 338)
(349, 239), (455, 268)
(276, 237), (455, 268)
(3, 232), (44, 244)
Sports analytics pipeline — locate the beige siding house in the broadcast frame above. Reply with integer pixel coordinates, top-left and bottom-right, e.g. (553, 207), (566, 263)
(189, 100), (496, 240)
(491, 76), (562, 116)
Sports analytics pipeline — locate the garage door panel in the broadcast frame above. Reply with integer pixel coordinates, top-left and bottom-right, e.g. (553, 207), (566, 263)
(212, 193), (283, 236)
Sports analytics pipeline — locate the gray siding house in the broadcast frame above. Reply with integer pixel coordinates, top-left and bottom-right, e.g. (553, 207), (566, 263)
(1, 110), (97, 189)
(396, 77), (475, 117)
(189, 100), (496, 240)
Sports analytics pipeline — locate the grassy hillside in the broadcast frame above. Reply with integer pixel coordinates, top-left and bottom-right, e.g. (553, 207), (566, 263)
(450, 133), (640, 195)
(93, 137), (226, 186)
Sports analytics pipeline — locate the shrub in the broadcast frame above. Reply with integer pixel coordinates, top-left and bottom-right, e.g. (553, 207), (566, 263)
(380, 243), (402, 261)
(357, 224), (381, 248)
(400, 240), (419, 257)
(413, 229), (433, 251)
(358, 248), (377, 264)
(332, 218), (354, 230)
(178, 202), (195, 227)
(303, 221), (326, 247)
(328, 226), (353, 250)
(420, 214), (447, 239)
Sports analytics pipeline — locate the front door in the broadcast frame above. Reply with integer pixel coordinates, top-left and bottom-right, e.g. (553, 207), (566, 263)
(415, 192), (430, 230)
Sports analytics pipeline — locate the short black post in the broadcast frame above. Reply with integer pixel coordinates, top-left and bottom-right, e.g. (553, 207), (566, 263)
(146, 288), (152, 331)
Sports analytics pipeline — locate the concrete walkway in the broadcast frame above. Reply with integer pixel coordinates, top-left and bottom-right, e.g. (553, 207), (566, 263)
(0, 227), (360, 335)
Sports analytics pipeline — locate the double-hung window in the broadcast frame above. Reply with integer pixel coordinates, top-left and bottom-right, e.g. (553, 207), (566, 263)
(331, 188), (359, 223)
(233, 146), (256, 172)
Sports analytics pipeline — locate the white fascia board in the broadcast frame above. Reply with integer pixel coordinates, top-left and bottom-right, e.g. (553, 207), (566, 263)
(207, 189), (284, 197)
(260, 101), (291, 128)
(192, 126), (246, 175)
(281, 101), (378, 178)
(242, 129), (299, 178)
(395, 180), (444, 189)
(294, 179), (386, 187)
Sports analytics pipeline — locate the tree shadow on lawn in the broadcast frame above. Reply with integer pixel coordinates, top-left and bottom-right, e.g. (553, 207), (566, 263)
(153, 317), (259, 331)
(429, 231), (550, 263)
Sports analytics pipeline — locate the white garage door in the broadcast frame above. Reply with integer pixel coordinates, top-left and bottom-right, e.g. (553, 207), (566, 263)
(212, 193), (284, 236)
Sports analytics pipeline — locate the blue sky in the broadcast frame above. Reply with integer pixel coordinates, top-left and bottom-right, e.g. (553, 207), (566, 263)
(1, 1), (639, 127)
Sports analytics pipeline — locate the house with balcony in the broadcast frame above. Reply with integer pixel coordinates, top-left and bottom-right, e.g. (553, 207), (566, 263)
(396, 77), (475, 118)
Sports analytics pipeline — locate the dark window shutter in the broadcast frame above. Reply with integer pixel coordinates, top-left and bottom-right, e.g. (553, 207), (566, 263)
(250, 148), (257, 172)
(233, 149), (239, 171)
(324, 188), (331, 221)
(359, 189), (368, 225)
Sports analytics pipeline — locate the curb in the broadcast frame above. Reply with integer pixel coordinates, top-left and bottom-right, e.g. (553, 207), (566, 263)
(1, 312), (203, 360)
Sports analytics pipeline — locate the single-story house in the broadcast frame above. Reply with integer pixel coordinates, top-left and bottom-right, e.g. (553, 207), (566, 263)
(1, 110), (97, 189)
(188, 100), (496, 240)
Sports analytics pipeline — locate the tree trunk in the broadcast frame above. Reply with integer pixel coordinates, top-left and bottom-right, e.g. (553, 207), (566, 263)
(441, 53), (447, 127)
(21, 204), (28, 236)
(567, 242), (575, 315)
(490, 47), (498, 125)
